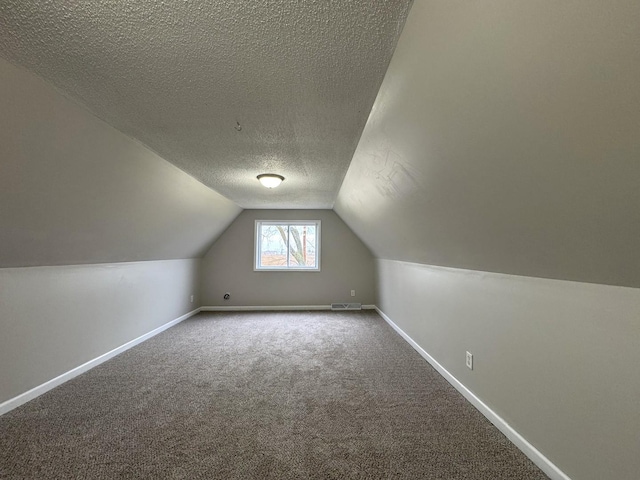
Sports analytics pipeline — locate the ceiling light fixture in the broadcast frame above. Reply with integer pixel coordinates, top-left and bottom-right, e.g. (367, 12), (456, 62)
(257, 173), (284, 188)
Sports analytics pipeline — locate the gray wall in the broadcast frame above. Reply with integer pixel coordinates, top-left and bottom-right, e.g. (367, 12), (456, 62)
(0, 56), (241, 267)
(335, 0), (640, 288)
(0, 57), (241, 406)
(201, 210), (375, 306)
(376, 259), (640, 480)
(0, 259), (200, 405)
(335, 2), (640, 479)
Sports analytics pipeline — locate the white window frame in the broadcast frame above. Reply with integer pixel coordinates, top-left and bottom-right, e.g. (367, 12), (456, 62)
(254, 220), (321, 271)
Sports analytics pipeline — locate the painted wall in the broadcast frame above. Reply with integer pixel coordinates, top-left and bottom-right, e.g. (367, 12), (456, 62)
(0, 56), (241, 267)
(335, 0), (640, 288)
(201, 210), (375, 307)
(0, 259), (200, 405)
(334, 2), (640, 479)
(376, 259), (640, 480)
(0, 57), (242, 407)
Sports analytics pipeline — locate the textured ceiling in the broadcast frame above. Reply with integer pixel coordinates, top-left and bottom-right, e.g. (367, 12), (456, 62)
(0, 0), (412, 208)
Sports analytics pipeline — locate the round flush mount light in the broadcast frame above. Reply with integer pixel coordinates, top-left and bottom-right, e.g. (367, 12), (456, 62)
(257, 173), (284, 188)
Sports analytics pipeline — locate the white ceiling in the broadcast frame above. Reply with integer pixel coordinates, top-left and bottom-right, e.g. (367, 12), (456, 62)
(0, 0), (412, 209)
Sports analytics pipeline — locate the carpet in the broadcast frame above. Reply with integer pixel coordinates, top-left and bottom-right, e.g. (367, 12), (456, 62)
(0, 311), (548, 479)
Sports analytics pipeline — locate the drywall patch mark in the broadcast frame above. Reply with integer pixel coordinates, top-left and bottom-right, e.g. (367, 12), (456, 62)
(369, 149), (421, 199)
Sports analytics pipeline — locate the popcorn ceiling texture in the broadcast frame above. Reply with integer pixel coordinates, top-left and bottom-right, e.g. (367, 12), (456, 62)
(0, 1), (412, 208)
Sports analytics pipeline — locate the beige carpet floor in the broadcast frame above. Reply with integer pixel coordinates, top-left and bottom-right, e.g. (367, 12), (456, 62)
(0, 311), (548, 479)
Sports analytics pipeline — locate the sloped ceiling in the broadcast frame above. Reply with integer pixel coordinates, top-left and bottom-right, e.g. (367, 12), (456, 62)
(0, 0), (412, 209)
(335, 0), (640, 288)
(0, 57), (241, 267)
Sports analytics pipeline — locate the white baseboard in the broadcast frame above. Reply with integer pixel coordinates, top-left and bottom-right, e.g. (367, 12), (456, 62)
(374, 306), (571, 480)
(202, 304), (377, 311)
(201, 305), (330, 311)
(0, 307), (201, 417)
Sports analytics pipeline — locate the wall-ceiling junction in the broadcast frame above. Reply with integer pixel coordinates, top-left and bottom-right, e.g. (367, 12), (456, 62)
(0, 57), (241, 268)
(0, 0), (413, 209)
(335, 0), (640, 288)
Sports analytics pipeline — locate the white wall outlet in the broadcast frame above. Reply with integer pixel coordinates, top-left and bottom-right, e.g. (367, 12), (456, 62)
(190, 295), (194, 303)
(466, 351), (473, 370)
(351, 289), (356, 297)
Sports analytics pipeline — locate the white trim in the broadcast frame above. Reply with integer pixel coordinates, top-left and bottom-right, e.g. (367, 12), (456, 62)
(331, 303), (362, 310)
(201, 305), (378, 312)
(374, 306), (571, 480)
(0, 307), (201, 417)
(201, 305), (330, 311)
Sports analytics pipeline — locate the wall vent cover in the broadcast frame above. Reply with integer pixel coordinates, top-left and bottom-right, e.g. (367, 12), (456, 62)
(331, 303), (362, 311)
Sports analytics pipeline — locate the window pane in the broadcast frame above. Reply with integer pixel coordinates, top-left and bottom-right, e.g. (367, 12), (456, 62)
(260, 225), (287, 267)
(288, 225), (316, 267)
(255, 221), (320, 271)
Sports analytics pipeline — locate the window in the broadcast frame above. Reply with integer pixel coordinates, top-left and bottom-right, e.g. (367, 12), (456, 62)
(255, 221), (321, 271)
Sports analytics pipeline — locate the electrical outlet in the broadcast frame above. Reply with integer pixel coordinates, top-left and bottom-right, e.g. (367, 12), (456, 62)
(351, 289), (356, 297)
(466, 351), (473, 370)
(190, 295), (194, 303)
(224, 292), (230, 300)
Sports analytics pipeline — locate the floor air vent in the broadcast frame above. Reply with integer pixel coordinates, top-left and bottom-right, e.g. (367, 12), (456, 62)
(331, 303), (362, 311)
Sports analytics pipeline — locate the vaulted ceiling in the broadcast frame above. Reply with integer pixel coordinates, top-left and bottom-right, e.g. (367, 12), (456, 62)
(336, 0), (640, 288)
(3, 0), (638, 287)
(0, 0), (412, 208)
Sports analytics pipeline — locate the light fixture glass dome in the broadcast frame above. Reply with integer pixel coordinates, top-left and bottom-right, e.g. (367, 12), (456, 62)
(257, 173), (284, 188)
